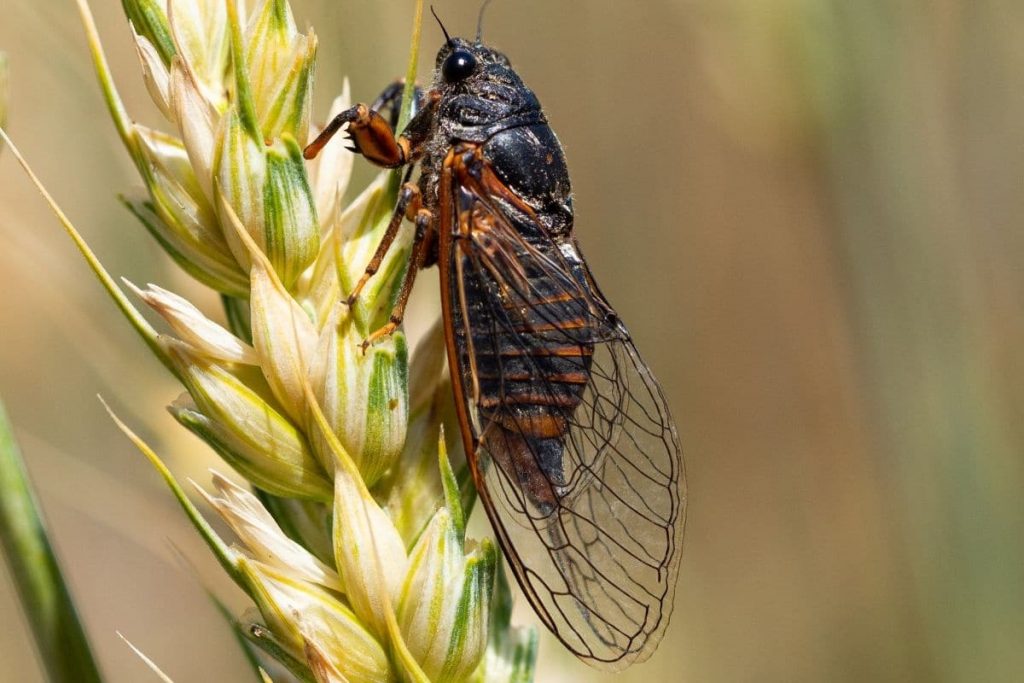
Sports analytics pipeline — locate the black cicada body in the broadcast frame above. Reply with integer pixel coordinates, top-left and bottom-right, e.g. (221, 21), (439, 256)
(305, 24), (686, 672)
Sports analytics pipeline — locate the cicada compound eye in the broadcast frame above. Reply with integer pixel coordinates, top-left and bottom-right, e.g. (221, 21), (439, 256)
(443, 49), (477, 82)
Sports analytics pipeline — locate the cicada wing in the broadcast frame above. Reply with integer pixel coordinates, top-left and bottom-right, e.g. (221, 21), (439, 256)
(441, 154), (686, 669)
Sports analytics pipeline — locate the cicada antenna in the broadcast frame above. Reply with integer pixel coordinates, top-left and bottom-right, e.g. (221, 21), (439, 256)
(430, 5), (453, 44)
(476, 0), (497, 42)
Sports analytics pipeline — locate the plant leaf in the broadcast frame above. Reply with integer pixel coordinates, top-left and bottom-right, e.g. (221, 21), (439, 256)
(0, 396), (104, 683)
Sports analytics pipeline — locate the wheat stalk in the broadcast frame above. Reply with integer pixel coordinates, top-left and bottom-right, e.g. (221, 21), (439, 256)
(2, 0), (537, 679)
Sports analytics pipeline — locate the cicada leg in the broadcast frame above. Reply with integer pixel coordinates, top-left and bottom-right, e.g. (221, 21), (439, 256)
(361, 208), (436, 351)
(346, 181), (422, 307)
(304, 84), (439, 350)
(369, 80), (425, 130)
(303, 103), (412, 167)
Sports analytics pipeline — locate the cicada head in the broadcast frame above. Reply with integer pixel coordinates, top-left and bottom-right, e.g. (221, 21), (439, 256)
(431, 37), (542, 139)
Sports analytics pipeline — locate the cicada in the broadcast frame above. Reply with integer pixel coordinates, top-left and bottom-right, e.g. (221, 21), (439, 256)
(304, 12), (686, 671)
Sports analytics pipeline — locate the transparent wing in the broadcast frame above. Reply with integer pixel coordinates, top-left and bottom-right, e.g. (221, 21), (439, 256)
(443, 156), (686, 669)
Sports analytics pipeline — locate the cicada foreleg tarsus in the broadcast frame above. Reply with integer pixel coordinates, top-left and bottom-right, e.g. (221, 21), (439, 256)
(303, 102), (412, 167)
(304, 82), (435, 164)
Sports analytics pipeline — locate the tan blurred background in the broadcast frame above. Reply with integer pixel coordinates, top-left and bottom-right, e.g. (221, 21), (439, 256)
(2, 0), (1024, 681)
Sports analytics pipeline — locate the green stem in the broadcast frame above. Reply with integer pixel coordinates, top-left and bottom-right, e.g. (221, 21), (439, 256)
(0, 396), (104, 683)
(386, 0), (425, 201)
(397, 0), (425, 136)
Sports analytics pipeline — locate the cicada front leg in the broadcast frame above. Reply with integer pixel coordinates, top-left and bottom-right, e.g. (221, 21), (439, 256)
(304, 82), (438, 165)
(369, 80), (425, 130)
(303, 103), (412, 167)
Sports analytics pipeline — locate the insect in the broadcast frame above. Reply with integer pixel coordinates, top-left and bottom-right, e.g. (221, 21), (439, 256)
(304, 8), (686, 671)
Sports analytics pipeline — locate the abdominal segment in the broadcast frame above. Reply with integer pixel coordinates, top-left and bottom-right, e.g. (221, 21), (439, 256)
(454, 251), (595, 516)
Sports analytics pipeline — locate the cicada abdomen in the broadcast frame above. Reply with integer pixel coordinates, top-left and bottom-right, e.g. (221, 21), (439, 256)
(451, 200), (601, 517)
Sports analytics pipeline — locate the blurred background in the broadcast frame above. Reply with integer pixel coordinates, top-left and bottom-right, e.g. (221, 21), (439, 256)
(2, 0), (1023, 680)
